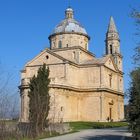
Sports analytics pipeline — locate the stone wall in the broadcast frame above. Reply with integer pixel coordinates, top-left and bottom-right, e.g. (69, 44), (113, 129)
(50, 33), (89, 50)
(53, 47), (94, 63)
(48, 88), (124, 122)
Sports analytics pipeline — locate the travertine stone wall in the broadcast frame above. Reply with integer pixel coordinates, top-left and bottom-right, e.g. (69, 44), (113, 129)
(102, 92), (124, 122)
(116, 55), (123, 71)
(102, 66), (123, 92)
(20, 47), (124, 122)
(48, 88), (124, 122)
(20, 89), (29, 122)
(50, 34), (89, 50)
(20, 87), (124, 122)
(66, 65), (101, 88)
(53, 47), (94, 63)
(48, 88), (100, 122)
(106, 40), (120, 54)
(21, 54), (123, 93)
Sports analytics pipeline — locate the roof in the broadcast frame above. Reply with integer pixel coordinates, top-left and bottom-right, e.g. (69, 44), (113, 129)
(106, 16), (120, 40)
(51, 7), (88, 36)
(53, 18), (87, 35)
(81, 56), (110, 65)
(108, 16), (118, 33)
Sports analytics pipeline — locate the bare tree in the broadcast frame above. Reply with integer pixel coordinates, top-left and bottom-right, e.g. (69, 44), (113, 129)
(0, 64), (20, 140)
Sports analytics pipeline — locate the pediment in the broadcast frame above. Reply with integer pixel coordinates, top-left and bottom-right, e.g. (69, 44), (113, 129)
(104, 56), (118, 72)
(26, 48), (65, 66)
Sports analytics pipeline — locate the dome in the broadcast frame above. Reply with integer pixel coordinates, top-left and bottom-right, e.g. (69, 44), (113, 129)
(51, 7), (88, 36)
(49, 7), (90, 50)
(53, 19), (87, 35)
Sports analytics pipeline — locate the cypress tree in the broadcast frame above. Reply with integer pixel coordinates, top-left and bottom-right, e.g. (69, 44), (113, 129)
(28, 63), (50, 136)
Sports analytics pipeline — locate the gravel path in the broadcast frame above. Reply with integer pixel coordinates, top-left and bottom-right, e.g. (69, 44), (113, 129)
(41, 127), (134, 140)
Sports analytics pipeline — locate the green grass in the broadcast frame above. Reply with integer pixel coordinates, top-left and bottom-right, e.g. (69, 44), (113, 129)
(69, 121), (128, 131)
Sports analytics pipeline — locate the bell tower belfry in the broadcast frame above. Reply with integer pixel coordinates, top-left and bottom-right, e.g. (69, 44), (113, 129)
(105, 16), (123, 71)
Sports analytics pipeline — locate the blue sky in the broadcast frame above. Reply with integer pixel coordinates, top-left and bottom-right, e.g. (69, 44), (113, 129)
(0, 0), (139, 103)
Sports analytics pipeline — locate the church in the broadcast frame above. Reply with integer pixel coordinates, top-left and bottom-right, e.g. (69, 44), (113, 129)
(19, 7), (124, 122)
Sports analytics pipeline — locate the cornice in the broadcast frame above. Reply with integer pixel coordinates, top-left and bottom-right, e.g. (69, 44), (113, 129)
(49, 84), (124, 95)
(48, 32), (90, 40)
(112, 53), (123, 58)
(19, 84), (124, 97)
(51, 46), (95, 57)
(104, 65), (123, 75)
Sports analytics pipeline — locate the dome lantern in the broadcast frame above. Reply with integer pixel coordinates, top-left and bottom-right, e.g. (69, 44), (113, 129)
(65, 7), (74, 19)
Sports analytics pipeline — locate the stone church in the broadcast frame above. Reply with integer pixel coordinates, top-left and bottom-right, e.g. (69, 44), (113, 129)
(19, 7), (124, 122)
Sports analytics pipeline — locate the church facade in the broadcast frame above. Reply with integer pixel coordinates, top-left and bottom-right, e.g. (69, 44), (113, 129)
(19, 7), (124, 122)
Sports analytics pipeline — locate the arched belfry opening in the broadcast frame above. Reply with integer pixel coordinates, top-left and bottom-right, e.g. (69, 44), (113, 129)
(110, 45), (113, 54)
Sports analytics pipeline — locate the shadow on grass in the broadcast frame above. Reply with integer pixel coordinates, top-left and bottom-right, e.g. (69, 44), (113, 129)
(81, 135), (135, 140)
(101, 127), (132, 134)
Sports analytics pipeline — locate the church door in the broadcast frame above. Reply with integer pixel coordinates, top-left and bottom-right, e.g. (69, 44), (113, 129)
(109, 108), (112, 120)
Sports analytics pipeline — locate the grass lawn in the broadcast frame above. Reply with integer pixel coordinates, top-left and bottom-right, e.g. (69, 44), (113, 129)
(69, 121), (128, 131)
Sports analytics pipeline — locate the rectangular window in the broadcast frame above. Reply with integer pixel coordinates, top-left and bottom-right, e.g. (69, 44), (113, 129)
(58, 41), (62, 48)
(109, 74), (112, 87)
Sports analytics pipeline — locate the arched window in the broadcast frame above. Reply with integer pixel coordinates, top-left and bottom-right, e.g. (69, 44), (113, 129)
(61, 106), (63, 111)
(58, 41), (62, 48)
(46, 55), (49, 59)
(110, 45), (113, 54)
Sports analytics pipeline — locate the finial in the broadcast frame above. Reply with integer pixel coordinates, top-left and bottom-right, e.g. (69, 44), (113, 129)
(68, 0), (71, 8)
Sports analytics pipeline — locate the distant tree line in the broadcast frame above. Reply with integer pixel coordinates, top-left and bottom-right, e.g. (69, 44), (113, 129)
(128, 8), (140, 140)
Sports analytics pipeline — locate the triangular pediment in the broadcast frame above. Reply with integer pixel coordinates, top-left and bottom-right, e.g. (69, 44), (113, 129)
(104, 55), (118, 72)
(26, 48), (65, 66)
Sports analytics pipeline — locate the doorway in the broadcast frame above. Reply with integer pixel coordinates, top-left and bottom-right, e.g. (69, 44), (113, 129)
(109, 108), (112, 120)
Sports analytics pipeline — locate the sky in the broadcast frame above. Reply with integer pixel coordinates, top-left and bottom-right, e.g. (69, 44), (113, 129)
(0, 0), (140, 104)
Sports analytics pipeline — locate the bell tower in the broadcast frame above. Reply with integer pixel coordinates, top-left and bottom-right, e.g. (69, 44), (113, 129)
(105, 16), (123, 71)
